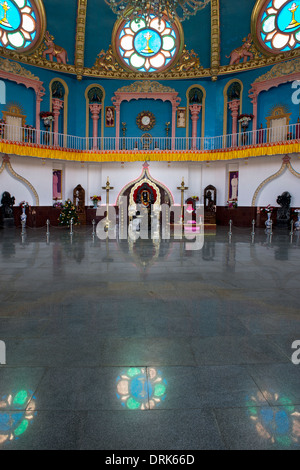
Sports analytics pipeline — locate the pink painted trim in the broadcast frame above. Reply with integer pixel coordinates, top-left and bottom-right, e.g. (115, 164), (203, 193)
(89, 103), (102, 150)
(249, 71), (300, 139)
(189, 104), (202, 150)
(52, 98), (64, 146)
(228, 99), (240, 147)
(0, 69), (45, 143)
(112, 91), (181, 151)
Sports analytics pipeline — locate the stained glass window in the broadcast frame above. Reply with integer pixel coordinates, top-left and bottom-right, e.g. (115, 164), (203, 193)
(254, 0), (300, 54)
(114, 13), (182, 73)
(0, 0), (44, 52)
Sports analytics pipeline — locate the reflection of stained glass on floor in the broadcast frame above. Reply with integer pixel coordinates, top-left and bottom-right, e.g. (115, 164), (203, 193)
(116, 367), (167, 410)
(246, 391), (300, 447)
(0, 390), (36, 444)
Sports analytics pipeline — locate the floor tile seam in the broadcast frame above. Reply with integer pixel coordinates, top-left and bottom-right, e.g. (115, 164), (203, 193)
(25, 367), (50, 411)
(265, 335), (296, 363)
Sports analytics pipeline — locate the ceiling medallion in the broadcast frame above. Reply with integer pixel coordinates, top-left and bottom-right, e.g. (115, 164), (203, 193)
(136, 110), (156, 130)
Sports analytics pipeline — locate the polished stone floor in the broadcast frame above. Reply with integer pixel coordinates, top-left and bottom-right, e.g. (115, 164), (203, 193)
(0, 224), (300, 450)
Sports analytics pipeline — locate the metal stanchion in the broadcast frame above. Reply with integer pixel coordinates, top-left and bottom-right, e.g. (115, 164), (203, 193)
(228, 219), (232, 236)
(290, 220), (294, 236)
(70, 218), (73, 235)
(92, 219), (96, 236)
(251, 219), (255, 236)
(46, 219), (50, 236)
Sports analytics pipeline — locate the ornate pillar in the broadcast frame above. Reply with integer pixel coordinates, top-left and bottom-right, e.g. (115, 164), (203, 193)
(251, 93), (258, 144)
(52, 98), (64, 146)
(35, 89), (45, 144)
(189, 104), (202, 150)
(171, 103), (177, 151)
(89, 103), (102, 150)
(115, 102), (120, 151)
(228, 99), (240, 147)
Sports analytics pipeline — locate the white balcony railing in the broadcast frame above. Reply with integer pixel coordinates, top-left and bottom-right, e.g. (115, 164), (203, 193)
(0, 122), (299, 153)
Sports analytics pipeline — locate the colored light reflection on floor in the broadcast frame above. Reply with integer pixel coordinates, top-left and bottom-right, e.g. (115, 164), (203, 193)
(0, 390), (36, 444)
(246, 392), (300, 447)
(116, 367), (167, 410)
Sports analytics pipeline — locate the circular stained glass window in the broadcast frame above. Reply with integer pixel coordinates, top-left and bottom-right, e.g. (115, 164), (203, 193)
(0, 0), (45, 53)
(252, 0), (300, 54)
(113, 13), (183, 73)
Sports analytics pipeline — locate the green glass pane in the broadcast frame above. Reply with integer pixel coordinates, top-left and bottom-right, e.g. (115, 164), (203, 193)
(14, 419), (29, 436)
(127, 368), (141, 377)
(13, 390), (28, 406)
(127, 397), (140, 409)
(154, 383), (166, 397)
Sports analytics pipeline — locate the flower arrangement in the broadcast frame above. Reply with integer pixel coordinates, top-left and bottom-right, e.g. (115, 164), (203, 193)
(90, 195), (101, 202)
(260, 205), (274, 213)
(19, 201), (29, 208)
(191, 196), (199, 201)
(40, 111), (54, 121)
(237, 113), (254, 127)
(227, 200), (238, 209)
(53, 200), (63, 208)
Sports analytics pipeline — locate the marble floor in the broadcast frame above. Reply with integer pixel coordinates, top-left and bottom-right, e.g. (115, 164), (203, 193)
(0, 224), (300, 450)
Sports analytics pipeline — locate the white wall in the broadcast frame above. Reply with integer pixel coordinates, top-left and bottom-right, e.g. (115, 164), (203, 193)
(1, 153), (299, 208)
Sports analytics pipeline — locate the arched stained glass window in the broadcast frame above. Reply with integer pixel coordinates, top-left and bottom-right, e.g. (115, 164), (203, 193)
(113, 12), (183, 73)
(0, 0), (45, 53)
(253, 0), (300, 54)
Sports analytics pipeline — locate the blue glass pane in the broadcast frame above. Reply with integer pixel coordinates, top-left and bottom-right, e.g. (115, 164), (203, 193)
(134, 28), (162, 57)
(277, 1), (300, 33)
(0, 0), (21, 31)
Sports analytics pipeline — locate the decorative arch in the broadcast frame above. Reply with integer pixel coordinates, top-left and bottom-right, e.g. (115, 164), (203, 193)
(0, 154), (39, 205)
(185, 84), (206, 148)
(49, 77), (69, 144)
(116, 162), (174, 206)
(112, 81), (180, 150)
(251, 155), (300, 206)
(84, 83), (106, 142)
(223, 78), (244, 137)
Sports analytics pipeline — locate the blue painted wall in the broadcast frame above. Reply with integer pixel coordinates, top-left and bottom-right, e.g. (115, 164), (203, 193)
(2, 57), (298, 142)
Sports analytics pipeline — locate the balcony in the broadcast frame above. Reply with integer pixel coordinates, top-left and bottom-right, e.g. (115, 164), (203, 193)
(0, 122), (299, 154)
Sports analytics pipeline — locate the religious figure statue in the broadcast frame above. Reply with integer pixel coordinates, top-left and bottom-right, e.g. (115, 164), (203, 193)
(1, 191), (15, 218)
(276, 191), (291, 227)
(42, 31), (68, 64)
(226, 34), (254, 65)
(230, 173), (238, 201)
(73, 184), (86, 225)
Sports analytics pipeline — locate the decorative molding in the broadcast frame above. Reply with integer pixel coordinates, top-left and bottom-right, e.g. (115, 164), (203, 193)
(0, 57), (40, 80)
(88, 44), (205, 79)
(115, 81), (177, 94)
(210, 0), (220, 80)
(0, 155), (39, 206)
(251, 155), (300, 206)
(75, 0), (88, 80)
(254, 58), (300, 83)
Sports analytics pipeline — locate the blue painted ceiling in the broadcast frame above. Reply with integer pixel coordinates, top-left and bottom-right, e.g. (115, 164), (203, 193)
(41, 0), (257, 69)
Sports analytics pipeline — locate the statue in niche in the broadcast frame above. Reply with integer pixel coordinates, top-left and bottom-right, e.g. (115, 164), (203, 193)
(226, 34), (254, 65)
(73, 184), (86, 225)
(204, 185), (217, 225)
(276, 191), (291, 227)
(42, 31), (68, 64)
(1, 191), (15, 218)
